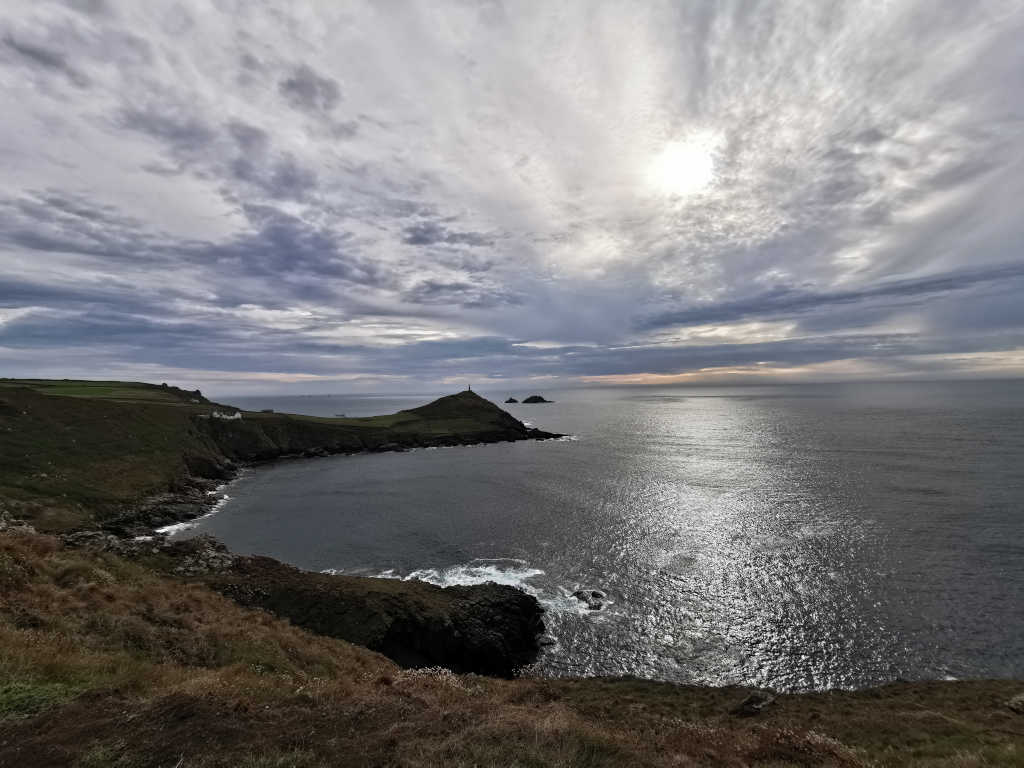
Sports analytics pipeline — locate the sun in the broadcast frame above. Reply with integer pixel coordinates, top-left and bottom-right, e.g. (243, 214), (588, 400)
(646, 133), (719, 198)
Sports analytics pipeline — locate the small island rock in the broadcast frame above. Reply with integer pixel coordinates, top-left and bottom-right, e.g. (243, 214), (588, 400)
(505, 397), (518, 403)
(522, 395), (552, 403)
(572, 589), (605, 611)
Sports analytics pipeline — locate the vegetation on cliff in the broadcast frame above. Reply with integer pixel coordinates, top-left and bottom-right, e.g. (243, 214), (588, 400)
(1, 527), (1022, 767)
(0, 381), (556, 532)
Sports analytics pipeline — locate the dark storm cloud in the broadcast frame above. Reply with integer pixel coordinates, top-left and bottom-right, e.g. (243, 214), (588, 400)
(117, 107), (216, 154)
(278, 64), (342, 113)
(2, 33), (90, 87)
(123, 107), (319, 202)
(0, 191), (164, 263)
(402, 220), (494, 247)
(226, 120), (270, 153)
(0, 192), (383, 310)
(229, 154), (319, 201)
(403, 279), (521, 309)
(63, 0), (110, 16)
(196, 205), (376, 285)
(639, 264), (1024, 331)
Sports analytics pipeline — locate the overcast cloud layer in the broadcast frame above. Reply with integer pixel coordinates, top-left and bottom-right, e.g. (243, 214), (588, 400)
(2, 0), (1024, 394)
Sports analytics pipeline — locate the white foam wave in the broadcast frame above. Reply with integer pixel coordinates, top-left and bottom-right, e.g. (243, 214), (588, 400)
(321, 558), (609, 630)
(334, 559), (601, 620)
(404, 559), (545, 590)
(155, 490), (232, 536)
(545, 585), (616, 617)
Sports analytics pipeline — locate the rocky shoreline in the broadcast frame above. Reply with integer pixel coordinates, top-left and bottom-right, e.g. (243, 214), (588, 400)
(58, 529), (546, 677)
(98, 425), (562, 538)
(1, 384), (560, 678)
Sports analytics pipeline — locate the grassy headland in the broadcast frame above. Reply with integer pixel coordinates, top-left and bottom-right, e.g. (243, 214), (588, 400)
(0, 380), (555, 532)
(1, 379), (1022, 766)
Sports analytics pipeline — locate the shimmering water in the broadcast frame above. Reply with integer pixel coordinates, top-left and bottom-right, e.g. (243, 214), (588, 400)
(181, 381), (1024, 691)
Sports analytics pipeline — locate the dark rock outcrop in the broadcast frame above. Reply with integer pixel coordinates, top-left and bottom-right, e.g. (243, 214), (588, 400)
(1008, 692), (1024, 714)
(59, 531), (545, 677)
(731, 692), (776, 717)
(202, 555), (545, 677)
(505, 398), (518, 403)
(61, 532), (238, 576)
(522, 395), (552, 403)
(572, 589), (605, 611)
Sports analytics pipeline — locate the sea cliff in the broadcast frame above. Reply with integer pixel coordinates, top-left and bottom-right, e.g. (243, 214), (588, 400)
(0, 380), (553, 677)
(0, 381), (559, 533)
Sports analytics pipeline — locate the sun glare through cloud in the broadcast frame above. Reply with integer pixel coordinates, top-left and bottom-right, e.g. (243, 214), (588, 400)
(646, 133), (721, 199)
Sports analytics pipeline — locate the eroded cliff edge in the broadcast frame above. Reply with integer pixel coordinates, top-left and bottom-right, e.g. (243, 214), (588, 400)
(0, 381), (555, 677)
(0, 382), (560, 533)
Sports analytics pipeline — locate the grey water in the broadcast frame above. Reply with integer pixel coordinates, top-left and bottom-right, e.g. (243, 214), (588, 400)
(181, 380), (1024, 692)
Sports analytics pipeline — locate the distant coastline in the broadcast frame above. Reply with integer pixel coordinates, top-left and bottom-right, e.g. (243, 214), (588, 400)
(0, 380), (560, 536)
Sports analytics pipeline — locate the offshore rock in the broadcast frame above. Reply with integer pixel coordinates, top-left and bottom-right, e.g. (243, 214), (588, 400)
(572, 589), (605, 611)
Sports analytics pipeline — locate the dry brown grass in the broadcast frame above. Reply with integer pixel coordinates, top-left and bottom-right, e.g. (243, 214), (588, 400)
(1, 530), (1021, 767)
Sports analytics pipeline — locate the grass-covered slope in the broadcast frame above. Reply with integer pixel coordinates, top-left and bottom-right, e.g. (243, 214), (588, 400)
(0, 381), (555, 531)
(1, 528), (1022, 767)
(201, 552), (544, 676)
(0, 378), (209, 404)
(0, 385), (224, 530)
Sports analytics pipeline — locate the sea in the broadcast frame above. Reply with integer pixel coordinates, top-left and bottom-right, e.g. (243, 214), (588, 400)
(172, 380), (1024, 692)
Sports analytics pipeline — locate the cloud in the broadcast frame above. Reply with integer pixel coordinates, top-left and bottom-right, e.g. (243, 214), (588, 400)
(403, 278), (521, 309)
(117, 107), (216, 154)
(2, 33), (90, 87)
(639, 263), (1024, 331)
(1, 0), (1023, 391)
(278, 64), (342, 113)
(402, 220), (494, 247)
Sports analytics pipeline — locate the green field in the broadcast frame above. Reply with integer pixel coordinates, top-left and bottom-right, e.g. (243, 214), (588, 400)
(0, 379), (207, 404)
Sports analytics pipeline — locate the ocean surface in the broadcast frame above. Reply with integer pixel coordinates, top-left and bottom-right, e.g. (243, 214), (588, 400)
(176, 381), (1024, 692)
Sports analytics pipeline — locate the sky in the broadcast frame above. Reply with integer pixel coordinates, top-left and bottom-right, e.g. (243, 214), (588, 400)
(2, 0), (1024, 395)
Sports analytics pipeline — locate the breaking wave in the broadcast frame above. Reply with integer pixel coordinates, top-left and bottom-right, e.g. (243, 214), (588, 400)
(322, 558), (598, 617)
(155, 486), (233, 536)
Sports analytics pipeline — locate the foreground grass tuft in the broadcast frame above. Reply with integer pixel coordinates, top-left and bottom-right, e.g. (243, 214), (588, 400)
(0, 681), (81, 720)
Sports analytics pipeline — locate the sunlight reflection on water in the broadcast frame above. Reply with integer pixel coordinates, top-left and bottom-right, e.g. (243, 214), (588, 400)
(189, 382), (1024, 691)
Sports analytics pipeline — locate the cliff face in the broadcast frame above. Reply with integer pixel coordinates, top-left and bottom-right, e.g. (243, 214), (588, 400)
(202, 390), (555, 464)
(0, 384), (559, 532)
(201, 552), (545, 677)
(0, 382), (553, 678)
